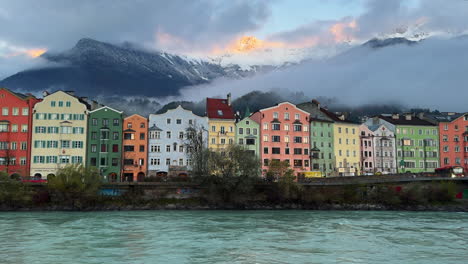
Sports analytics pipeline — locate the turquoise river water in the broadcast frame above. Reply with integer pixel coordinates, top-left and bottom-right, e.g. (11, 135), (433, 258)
(0, 211), (467, 264)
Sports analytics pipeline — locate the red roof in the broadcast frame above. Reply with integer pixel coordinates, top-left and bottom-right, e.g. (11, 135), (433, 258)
(206, 98), (235, 119)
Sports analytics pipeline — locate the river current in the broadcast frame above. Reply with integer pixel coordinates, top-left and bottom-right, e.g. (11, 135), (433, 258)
(0, 210), (467, 264)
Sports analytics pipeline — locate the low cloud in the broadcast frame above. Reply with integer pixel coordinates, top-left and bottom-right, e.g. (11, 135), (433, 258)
(174, 36), (468, 112)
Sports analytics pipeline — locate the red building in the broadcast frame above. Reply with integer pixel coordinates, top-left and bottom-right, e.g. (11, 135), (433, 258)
(0, 88), (40, 177)
(438, 113), (468, 171)
(251, 102), (311, 176)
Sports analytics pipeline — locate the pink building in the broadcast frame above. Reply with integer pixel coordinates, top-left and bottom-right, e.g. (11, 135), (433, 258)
(359, 124), (375, 174)
(251, 102), (311, 176)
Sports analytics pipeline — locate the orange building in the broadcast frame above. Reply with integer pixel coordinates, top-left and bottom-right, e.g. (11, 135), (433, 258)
(438, 113), (468, 171)
(122, 114), (148, 181)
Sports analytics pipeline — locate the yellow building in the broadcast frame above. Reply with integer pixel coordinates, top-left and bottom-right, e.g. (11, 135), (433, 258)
(30, 91), (90, 178)
(206, 95), (236, 150)
(322, 110), (361, 176)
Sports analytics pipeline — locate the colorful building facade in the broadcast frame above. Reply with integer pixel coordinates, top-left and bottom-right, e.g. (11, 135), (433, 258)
(235, 110), (260, 157)
(206, 94), (236, 151)
(359, 124), (375, 174)
(122, 114), (148, 181)
(30, 91), (89, 178)
(86, 106), (123, 182)
(437, 113), (468, 170)
(297, 100), (335, 177)
(366, 114), (439, 173)
(148, 105), (208, 176)
(0, 88), (40, 176)
(370, 124), (397, 174)
(251, 102), (311, 176)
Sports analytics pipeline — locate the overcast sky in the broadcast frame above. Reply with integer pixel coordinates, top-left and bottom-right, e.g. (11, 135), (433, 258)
(0, 0), (468, 110)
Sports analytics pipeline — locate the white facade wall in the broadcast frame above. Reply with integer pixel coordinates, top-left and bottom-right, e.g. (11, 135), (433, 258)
(148, 106), (208, 174)
(372, 125), (397, 174)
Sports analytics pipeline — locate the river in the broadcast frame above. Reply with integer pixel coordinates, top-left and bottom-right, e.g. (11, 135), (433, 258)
(0, 211), (467, 264)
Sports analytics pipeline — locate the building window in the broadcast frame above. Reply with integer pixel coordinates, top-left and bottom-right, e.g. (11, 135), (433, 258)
(112, 144), (119, 152)
(294, 137), (302, 143)
(179, 132), (184, 139)
(272, 148), (280, 154)
(166, 145), (171, 152)
(140, 133), (145, 140)
(272, 124), (280, 131)
(293, 148), (302, 155)
(246, 139), (255, 145)
(140, 145), (145, 152)
(166, 131), (171, 139)
(293, 124), (302, 131)
(91, 145), (97, 153)
(239, 128), (244, 134)
(176, 119), (182, 124)
(272, 136), (280, 142)
(293, 159), (303, 167)
(124, 145), (134, 152)
(127, 122), (132, 128)
(167, 118), (171, 124)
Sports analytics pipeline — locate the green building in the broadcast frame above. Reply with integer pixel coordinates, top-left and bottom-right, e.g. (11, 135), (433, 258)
(87, 106), (123, 181)
(365, 114), (439, 173)
(297, 100), (335, 177)
(235, 109), (260, 156)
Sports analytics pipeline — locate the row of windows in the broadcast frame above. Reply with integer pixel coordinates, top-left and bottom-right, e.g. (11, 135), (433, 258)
(443, 158), (468, 165)
(164, 118), (194, 125)
(91, 118), (120, 126)
(397, 150), (438, 158)
(1, 107), (29, 116)
(150, 144), (186, 153)
(237, 127), (258, 135)
(263, 123), (307, 132)
(91, 131), (120, 140)
(50, 101), (72, 107)
(442, 122), (468, 131)
(311, 163), (334, 171)
(0, 124), (29, 133)
(0, 142), (27, 150)
(33, 155), (82, 164)
(400, 161), (439, 169)
(263, 159), (309, 167)
(123, 132), (145, 140)
(337, 162), (359, 169)
(33, 140), (83, 149)
(337, 150), (358, 158)
(263, 147), (309, 155)
(238, 138), (255, 145)
(396, 128), (438, 135)
(90, 157), (119, 167)
(442, 135), (468, 142)
(0, 157), (27, 165)
(271, 112), (302, 121)
(123, 158), (145, 166)
(211, 125), (234, 134)
(338, 138), (357, 145)
(35, 113), (85, 121)
(398, 139), (437, 147)
(35, 126), (84, 134)
(90, 144), (121, 153)
(126, 122), (146, 129)
(337, 127), (356, 134)
(442, 146), (468, 152)
(311, 131), (332, 137)
(210, 138), (234, 145)
(262, 135), (307, 143)
(312, 141), (333, 149)
(150, 158), (193, 166)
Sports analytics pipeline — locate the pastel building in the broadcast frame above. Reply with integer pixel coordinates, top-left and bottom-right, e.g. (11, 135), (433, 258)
(428, 112), (468, 170)
(122, 114), (148, 181)
(251, 102), (311, 176)
(359, 124), (375, 174)
(206, 94), (236, 151)
(316, 110), (361, 176)
(370, 124), (397, 174)
(365, 114), (439, 173)
(0, 88), (40, 177)
(235, 108), (260, 156)
(148, 105), (208, 176)
(86, 106), (123, 182)
(30, 91), (89, 178)
(297, 100), (335, 177)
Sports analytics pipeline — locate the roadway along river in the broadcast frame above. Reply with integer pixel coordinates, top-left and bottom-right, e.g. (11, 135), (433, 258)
(0, 211), (467, 264)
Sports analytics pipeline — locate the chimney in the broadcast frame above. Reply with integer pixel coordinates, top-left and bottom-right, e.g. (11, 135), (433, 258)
(338, 113), (345, 121)
(405, 113), (412, 120)
(391, 113), (399, 120)
(417, 112), (424, 119)
(311, 99), (320, 109)
(42, 91), (49, 97)
(227, 93), (232, 106)
(91, 100), (99, 110)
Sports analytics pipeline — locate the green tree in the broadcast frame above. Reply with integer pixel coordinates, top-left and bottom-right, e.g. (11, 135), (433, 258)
(0, 171), (31, 207)
(47, 164), (102, 208)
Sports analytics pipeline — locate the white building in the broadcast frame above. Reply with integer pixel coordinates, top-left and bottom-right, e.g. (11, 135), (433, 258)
(148, 105), (208, 176)
(368, 124), (397, 174)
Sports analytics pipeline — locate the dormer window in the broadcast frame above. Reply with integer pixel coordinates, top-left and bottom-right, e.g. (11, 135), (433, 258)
(217, 110), (223, 116)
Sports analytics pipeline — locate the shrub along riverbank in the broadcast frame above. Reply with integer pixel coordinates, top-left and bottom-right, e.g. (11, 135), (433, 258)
(1, 166), (467, 212)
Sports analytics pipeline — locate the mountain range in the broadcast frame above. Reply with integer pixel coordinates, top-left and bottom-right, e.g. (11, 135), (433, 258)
(0, 37), (418, 99)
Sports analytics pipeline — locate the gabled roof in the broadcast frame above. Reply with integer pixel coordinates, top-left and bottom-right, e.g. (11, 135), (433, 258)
(320, 108), (359, 124)
(206, 98), (235, 119)
(0, 87), (38, 101)
(378, 114), (435, 126)
(124, 114), (147, 120)
(89, 105), (123, 114)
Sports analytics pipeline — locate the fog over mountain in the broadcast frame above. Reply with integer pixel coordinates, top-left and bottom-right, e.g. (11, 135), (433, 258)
(175, 35), (468, 112)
